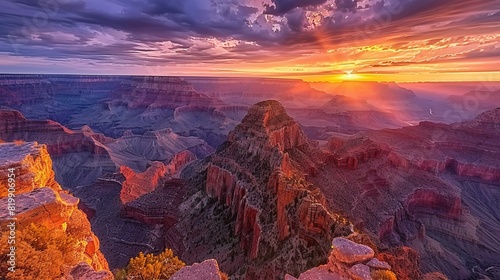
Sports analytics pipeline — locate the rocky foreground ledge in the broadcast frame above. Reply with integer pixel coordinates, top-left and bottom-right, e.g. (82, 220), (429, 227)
(0, 142), (112, 280)
(162, 237), (401, 280)
(286, 236), (397, 280)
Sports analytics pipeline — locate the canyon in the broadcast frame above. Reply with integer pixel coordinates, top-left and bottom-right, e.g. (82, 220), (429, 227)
(1, 74), (499, 279)
(318, 108), (500, 279)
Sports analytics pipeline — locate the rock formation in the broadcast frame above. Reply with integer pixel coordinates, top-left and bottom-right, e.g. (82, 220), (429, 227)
(112, 76), (215, 109)
(120, 150), (195, 204)
(3, 74), (497, 280)
(0, 141), (60, 197)
(0, 110), (106, 156)
(318, 108), (500, 279)
(0, 109), (116, 188)
(91, 128), (209, 172)
(170, 259), (226, 280)
(0, 142), (111, 279)
(286, 236), (399, 280)
(120, 162), (168, 204)
(62, 262), (113, 280)
(162, 100), (353, 279)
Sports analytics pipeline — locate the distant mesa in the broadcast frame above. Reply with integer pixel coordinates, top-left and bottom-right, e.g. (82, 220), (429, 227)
(112, 76), (215, 109)
(185, 77), (332, 107)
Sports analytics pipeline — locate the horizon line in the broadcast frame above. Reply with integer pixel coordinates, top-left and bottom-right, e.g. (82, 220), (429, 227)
(1, 73), (500, 84)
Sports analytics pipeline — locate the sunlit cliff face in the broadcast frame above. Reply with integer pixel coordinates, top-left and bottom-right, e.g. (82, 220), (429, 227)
(0, 0), (499, 82)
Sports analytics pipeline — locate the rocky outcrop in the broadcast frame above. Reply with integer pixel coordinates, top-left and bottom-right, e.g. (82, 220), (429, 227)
(120, 150), (195, 204)
(287, 236), (398, 280)
(405, 189), (462, 220)
(0, 187), (76, 229)
(0, 110), (116, 188)
(0, 141), (60, 197)
(91, 128), (210, 172)
(170, 259), (225, 280)
(0, 142), (111, 279)
(122, 178), (189, 225)
(464, 106), (500, 128)
(354, 111), (500, 181)
(378, 246), (422, 280)
(227, 100), (309, 152)
(327, 136), (391, 169)
(331, 237), (375, 264)
(0, 110), (106, 156)
(165, 150), (197, 175)
(62, 262), (113, 280)
(120, 162), (167, 204)
(176, 100), (352, 279)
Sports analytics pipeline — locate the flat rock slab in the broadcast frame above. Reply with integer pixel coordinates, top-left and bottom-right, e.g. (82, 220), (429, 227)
(170, 259), (222, 280)
(366, 258), (391, 270)
(68, 262), (113, 280)
(348, 263), (372, 280)
(298, 267), (342, 280)
(332, 237), (375, 264)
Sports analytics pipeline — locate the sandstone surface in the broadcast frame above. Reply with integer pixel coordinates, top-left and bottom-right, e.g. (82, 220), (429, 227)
(0, 141), (111, 278)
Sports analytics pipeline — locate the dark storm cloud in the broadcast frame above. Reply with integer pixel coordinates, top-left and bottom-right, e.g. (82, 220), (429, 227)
(140, 0), (184, 15)
(335, 0), (358, 12)
(285, 8), (307, 32)
(264, 0), (328, 15)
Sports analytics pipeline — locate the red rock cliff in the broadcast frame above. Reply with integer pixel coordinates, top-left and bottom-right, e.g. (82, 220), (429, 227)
(0, 142), (111, 279)
(193, 100), (352, 279)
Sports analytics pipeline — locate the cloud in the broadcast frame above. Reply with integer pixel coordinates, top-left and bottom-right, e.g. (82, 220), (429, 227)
(0, 0), (499, 79)
(335, 0), (358, 12)
(264, 0), (328, 15)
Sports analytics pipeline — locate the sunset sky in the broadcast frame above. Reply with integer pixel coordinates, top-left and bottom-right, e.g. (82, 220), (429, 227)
(1, 0), (500, 82)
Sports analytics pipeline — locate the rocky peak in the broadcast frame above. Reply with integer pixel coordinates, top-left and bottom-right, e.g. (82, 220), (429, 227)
(228, 100), (309, 152)
(178, 100), (351, 279)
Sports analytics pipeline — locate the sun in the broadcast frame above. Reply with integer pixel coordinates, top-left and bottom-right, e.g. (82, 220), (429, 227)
(341, 70), (361, 81)
(342, 70), (359, 80)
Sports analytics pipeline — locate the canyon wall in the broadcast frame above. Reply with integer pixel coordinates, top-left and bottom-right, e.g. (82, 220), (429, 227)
(0, 142), (111, 279)
(320, 108), (500, 279)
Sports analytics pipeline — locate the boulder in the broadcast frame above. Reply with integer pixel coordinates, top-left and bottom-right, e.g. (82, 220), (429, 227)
(348, 264), (372, 280)
(366, 258), (391, 270)
(331, 237), (375, 264)
(170, 259), (224, 280)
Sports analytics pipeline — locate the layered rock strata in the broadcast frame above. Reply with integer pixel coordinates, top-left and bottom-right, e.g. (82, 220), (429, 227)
(319, 108), (500, 279)
(0, 142), (111, 279)
(172, 100), (353, 279)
